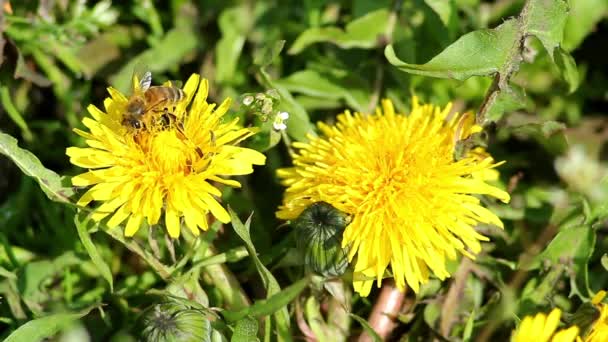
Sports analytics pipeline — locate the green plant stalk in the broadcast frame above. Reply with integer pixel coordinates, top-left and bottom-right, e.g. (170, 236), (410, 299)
(104, 226), (172, 280)
(199, 245), (251, 311)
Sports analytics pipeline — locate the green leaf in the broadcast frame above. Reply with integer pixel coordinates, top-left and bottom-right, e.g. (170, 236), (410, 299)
(554, 47), (579, 93)
(350, 314), (382, 342)
(222, 277), (309, 323)
(509, 121), (568, 155)
(526, 226), (595, 272)
(525, 0), (569, 60)
(563, 0), (608, 51)
(110, 27), (199, 93)
(0, 132), (74, 203)
(0, 86), (33, 142)
(254, 40), (286, 68)
(275, 70), (369, 112)
(425, 0), (457, 29)
(231, 316), (260, 342)
(289, 9), (390, 54)
(227, 208), (292, 341)
(385, 19), (519, 81)
(485, 85), (526, 122)
(602, 254), (608, 271)
(462, 309), (475, 341)
(74, 213), (114, 292)
(216, 5), (254, 84)
(4, 308), (95, 342)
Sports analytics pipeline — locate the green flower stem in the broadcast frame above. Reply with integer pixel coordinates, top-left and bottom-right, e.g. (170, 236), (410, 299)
(104, 226), (172, 280)
(199, 245), (251, 311)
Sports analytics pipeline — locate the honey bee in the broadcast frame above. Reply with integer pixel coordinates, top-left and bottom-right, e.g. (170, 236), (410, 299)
(122, 71), (185, 132)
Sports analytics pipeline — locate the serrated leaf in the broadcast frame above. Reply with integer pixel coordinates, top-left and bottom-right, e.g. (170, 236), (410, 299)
(231, 316), (259, 342)
(350, 313), (382, 342)
(0, 132), (74, 203)
(385, 19), (518, 81)
(554, 47), (579, 93)
(289, 9), (390, 54)
(227, 208), (292, 341)
(74, 213), (114, 292)
(4, 308), (95, 342)
(525, 0), (569, 60)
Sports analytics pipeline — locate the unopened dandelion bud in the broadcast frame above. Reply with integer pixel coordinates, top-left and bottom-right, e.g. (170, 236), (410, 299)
(293, 202), (350, 277)
(139, 301), (213, 342)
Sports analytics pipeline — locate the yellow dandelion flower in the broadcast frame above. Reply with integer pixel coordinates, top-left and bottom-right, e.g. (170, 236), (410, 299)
(581, 290), (608, 342)
(511, 308), (579, 342)
(276, 98), (510, 296)
(66, 74), (266, 238)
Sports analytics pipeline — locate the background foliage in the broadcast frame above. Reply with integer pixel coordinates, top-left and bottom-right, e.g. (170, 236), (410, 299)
(0, 0), (607, 341)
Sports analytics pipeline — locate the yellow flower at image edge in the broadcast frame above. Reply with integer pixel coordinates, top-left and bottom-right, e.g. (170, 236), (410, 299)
(277, 98), (510, 296)
(583, 290), (608, 341)
(511, 309), (579, 342)
(66, 74), (266, 238)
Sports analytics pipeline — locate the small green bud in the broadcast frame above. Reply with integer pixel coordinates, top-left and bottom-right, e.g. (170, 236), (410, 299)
(139, 300), (213, 342)
(293, 202), (350, 277)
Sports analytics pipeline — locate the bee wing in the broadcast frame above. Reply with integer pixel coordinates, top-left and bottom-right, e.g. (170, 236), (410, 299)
(139, 71), (152, 91)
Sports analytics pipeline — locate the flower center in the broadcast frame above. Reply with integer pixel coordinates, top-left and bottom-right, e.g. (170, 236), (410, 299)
(148, 130), (198, 175)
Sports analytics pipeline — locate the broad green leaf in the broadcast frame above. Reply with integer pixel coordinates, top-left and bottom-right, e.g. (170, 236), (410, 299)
(602, 254), (608, 271)
(385, 19), (519, 81)
(222, 277), (309, 323)
(231, 316), (259, 342)
(525, 0), (569, 60)
(350, 314), (382, 342)
(289, 9), (390, 54)
(425, 0), (458, 31)
(554, 47), (580, 93)
(111, 27), (199, 93)
(4, 308), (94, 342)
(74, 214), (114, 292)
(563, 0), (608, 51)
(227, 208), (292, 341)
(0, 132), (74, 203)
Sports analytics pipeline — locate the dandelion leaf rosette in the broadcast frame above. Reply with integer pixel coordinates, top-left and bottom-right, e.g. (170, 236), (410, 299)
(66, 74), (266, 238)
(277, 98), (510, 296)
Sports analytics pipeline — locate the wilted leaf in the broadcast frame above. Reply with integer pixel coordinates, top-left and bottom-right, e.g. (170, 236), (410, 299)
(0, 133), (75, 203)
(289, 9), (390, 54)
(385, 19), (519, 81)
